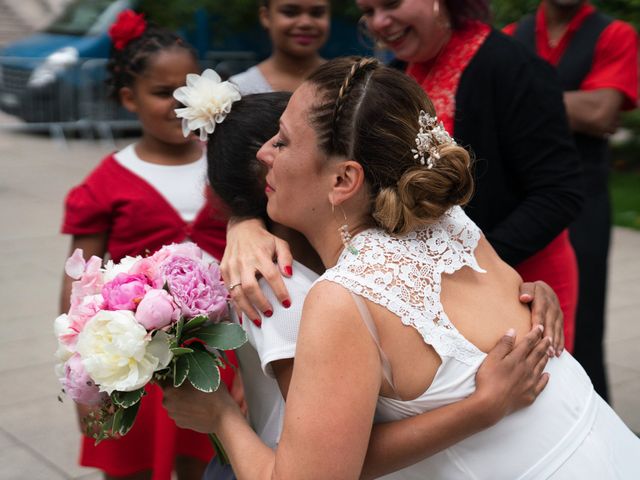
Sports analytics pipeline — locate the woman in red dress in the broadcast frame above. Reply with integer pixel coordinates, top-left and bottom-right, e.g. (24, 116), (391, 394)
(60, 11), (235, 480)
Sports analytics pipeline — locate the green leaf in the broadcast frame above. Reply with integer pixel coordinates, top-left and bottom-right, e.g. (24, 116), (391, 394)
(204, 349), (225, 368)
(182, 315), (209, 332)
(110, 407), (124, 437)
(118, 401), (141, 436)
(173, 355), (189, 387)
(175, 317), (185, 342)
(112, 388), (145, 408)
(186, 350), (221, 393)
(171, 347), (194, 356)
(193, 322), (247, 351)
(95, 415), (115, 445)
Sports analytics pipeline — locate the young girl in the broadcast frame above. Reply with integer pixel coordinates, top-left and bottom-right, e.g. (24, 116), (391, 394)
(60, 10), (235, 480)
(230, 0), (330, 94)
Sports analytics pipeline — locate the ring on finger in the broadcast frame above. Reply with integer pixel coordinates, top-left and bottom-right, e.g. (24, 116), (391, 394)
(229, 282), (242, 291)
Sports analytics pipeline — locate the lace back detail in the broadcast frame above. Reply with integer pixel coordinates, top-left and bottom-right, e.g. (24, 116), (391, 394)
(321, 206), (486, 366)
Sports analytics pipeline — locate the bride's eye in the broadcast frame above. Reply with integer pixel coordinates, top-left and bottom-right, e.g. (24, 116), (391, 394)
(273, 139), (286, 149)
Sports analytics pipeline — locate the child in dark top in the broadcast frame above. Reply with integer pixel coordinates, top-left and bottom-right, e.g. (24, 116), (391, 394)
(60, 10), (234, 480)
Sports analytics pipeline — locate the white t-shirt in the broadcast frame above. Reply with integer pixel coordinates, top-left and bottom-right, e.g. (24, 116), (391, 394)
(234, 260), (318, 448)
(114, 144), (208, 222)
(229, 66), (273, 95)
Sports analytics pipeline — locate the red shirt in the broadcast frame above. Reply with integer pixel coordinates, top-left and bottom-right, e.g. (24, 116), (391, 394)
(62, 154), (227, 262)
(504, 3), (639, 109)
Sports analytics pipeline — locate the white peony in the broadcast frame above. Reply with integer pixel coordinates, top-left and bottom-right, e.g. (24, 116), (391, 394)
(103, 255), (143, 282)
(76, 310), (172, 394)
(173, 69), (241, 141)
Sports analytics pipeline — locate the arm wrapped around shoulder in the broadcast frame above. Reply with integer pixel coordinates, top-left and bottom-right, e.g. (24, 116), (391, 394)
(374, 144), (474, 235)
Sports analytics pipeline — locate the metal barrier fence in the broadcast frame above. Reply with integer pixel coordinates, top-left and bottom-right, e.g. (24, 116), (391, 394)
(0, 52), (257, 144)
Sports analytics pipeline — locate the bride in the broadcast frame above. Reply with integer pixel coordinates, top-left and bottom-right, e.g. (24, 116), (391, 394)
(167, 58), (640, 479)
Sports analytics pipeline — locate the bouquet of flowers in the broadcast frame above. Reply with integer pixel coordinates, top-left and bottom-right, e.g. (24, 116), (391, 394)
(54, 242), (246, 461)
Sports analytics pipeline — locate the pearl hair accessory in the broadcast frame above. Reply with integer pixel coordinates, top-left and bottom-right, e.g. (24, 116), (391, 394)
(411, 110), (455, 169)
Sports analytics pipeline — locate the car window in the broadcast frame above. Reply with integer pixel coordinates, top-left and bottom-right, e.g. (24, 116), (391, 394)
(45, 0), (133, 36)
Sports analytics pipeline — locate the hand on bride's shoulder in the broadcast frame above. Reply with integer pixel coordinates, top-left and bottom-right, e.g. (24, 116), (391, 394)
(473, 325), (552, 425)
(519, 281), (564, 356)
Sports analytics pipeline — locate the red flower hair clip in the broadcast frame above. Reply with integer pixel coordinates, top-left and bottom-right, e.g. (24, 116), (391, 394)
(109, 10), (147, 50)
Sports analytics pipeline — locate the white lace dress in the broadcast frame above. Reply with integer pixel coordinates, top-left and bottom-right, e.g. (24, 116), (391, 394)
(321, 206), (640, 479)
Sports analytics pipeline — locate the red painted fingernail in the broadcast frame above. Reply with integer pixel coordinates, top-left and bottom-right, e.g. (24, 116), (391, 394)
(282, 299), (291, 308)
(239, 316), (243, 325)
(263, 309), (273, 317)
(253, 318), (262, 327)
(284, 265), (293, 276)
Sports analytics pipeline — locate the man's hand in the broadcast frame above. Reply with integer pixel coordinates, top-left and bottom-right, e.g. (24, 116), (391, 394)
(520, 281), (564, 356)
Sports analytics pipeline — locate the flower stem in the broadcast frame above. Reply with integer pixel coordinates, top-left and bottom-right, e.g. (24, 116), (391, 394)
(209, 433), (230, 465)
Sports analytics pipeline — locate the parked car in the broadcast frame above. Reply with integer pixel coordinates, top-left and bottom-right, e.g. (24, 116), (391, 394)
(0, 0), (137, 123)
(0, 1), (368, 124)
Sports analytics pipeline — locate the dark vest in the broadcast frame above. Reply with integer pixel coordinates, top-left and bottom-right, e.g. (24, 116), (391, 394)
(514, 11), (613, 193)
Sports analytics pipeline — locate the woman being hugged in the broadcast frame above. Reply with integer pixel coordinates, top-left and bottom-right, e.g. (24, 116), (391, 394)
(230, 0), (330, 94)
(59, 10), (235, 480)
(167, 58), (640, 479)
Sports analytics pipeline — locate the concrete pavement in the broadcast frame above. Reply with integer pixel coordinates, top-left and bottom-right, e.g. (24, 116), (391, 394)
(0, 126), (638, 479)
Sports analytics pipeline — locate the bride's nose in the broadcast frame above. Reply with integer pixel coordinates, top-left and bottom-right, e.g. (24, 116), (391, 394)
(257, 136), (275, 166)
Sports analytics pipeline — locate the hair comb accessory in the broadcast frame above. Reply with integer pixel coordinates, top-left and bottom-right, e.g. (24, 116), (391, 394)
(173, 69), (242, 141)
(108, 10), (147, 50)
(411, 110), (455, 169)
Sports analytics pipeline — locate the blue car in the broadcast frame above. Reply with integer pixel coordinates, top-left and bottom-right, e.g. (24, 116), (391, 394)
(0, 0), (136, 123)
(0, 1), (368, 124)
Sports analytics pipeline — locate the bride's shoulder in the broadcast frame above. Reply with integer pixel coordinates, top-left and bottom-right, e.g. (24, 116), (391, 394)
(299, 280), (367, 339)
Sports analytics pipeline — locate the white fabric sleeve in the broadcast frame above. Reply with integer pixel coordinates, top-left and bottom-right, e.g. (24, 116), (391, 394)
(243, 267), (315, 378)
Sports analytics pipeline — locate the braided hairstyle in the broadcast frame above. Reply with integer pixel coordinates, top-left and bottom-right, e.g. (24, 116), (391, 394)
(106, 23), (197, 103)
(306, 56), (474, 235)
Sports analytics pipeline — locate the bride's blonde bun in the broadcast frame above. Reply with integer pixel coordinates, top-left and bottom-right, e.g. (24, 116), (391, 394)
(374, 144), (474, 235)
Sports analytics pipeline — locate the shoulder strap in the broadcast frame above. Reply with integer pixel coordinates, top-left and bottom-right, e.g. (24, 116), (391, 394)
(350, 293), (396, 395)
(513, 14), (536, 54)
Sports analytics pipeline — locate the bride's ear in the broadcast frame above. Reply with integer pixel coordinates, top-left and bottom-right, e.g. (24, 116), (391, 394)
(329, 160), (366, 206)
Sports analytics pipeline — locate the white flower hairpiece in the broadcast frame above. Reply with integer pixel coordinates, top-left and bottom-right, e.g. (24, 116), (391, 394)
(173, 69), (241, 141)
(411, 110), (455, 169)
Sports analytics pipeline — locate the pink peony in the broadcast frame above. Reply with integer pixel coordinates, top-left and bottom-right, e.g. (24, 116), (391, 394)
(69, 255), (104, 310)
(102, 273), (150, 311)
(152, 243), (203, 264)
(58, 295), (104, 348)
(135, 289), (180, 330)
(162, 256), (228, 320)
(63, 354), (108, 406)
(129, 256), (164, 289)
